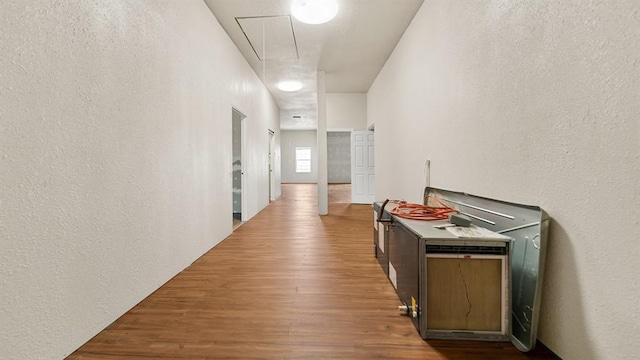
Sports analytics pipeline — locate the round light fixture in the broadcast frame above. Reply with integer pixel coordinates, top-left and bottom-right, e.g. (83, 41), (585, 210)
(277, 81), (304, 92)
(291, 0), (339, 25)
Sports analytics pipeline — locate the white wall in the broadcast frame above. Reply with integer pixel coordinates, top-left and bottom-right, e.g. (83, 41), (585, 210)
(368, 1), (639, 359)
(0, 1), (280, 359)
(327, 93), (367, 130)
(281, 130), (318, 183)
(327, 132), (351, 184)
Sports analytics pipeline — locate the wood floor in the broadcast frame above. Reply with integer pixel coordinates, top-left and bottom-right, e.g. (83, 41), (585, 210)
(68, 184), (558, 360)
(328, 183), (351, 203)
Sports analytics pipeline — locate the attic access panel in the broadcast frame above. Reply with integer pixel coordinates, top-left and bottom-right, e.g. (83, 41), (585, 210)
(424, 187), (550, 352)
(236, 15), (299, 60)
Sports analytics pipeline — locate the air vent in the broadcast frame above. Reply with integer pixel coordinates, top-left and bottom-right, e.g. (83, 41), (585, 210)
(293, 115), (301, 118)
(425, 245), (507, 256)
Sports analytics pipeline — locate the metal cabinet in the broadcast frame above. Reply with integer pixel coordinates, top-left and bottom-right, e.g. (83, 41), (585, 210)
(372, 187), (549, 352)
(386, 217), (511, 342)
(388, 224), (421, 331)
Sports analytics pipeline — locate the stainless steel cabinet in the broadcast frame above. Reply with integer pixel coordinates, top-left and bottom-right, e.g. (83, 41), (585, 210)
(372, 187), (549, 352)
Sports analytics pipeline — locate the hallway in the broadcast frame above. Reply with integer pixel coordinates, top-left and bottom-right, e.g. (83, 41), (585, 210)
(68, 184), (556, 359)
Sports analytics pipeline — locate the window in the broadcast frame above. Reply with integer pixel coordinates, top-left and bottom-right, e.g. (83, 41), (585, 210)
(295, 147), (311, 173)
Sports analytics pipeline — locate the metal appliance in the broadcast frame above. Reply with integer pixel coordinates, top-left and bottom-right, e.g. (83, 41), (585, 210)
(374, 187), (549, 352)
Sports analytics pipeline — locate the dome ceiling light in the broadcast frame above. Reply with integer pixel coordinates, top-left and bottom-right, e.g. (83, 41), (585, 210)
(277, 81), (304, 92)
(291, 0), (339, 25)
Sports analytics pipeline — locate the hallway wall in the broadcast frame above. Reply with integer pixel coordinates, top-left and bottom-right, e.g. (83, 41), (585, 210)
(368, 1), (639, 359)
(0, 1), (280, 358)
(327, 93), (367, 130)
(281, 130), (317, 183)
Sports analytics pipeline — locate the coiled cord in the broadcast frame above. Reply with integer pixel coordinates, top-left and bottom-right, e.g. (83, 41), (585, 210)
(387, 197), (456, 221)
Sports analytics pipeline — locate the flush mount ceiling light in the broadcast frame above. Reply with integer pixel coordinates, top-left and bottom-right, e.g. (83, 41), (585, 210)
(291, 0), (339, 25)
(277, 81), (303, 92)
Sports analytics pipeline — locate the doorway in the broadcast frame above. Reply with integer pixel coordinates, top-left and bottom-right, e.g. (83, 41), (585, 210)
(232, 108), (246, 229)
(268, 130), (275, 201)
(327, 131), (352, 203)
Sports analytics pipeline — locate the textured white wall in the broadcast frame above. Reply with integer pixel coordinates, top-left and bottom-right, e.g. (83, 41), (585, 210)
(327, 93), (367, 130)
(0, 1), (280, 359)
(281, 130), (318, 183)
(327, 132), (351, 184)
(369, 1), (639, 359)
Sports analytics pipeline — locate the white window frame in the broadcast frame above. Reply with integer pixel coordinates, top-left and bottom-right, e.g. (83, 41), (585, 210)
(295, 147), (311, 173)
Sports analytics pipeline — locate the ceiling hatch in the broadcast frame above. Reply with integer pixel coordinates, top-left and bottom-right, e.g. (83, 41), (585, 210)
(236, 15), (299, 60)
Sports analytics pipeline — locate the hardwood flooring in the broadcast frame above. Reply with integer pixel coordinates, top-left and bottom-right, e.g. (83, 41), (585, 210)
(67, 184), (557, 359)
(328, 183), (351, 203)
(232, 218), (243, 231)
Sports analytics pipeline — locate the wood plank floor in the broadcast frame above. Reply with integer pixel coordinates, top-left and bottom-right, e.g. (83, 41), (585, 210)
(68, 184), (558, 359)
(328, 183), (351, 203)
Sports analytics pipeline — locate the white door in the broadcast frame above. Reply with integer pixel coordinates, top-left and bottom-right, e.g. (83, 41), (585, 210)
(351, 130), (375, 204)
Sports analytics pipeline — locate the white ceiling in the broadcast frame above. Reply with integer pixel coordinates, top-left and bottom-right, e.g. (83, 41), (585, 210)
(204, 0), (424, 129)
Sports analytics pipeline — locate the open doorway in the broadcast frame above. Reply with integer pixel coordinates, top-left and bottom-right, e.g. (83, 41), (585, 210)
(232, 108), (246, 230)
(268, 130), (275, 201)
(327, 131), (352, 203)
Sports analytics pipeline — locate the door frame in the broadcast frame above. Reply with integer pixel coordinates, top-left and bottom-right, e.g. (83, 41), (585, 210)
(268, 129), (275, 201)
(232, 108), (247, 222)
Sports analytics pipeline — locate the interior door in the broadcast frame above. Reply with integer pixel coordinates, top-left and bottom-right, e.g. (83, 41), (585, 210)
(351, 130), (375, 204)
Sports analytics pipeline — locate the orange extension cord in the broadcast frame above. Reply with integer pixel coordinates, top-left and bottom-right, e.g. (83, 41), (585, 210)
(387, 197), (457, 221)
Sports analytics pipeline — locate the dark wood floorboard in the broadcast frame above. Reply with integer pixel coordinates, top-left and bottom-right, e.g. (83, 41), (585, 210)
(68, 184), (557, 359)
